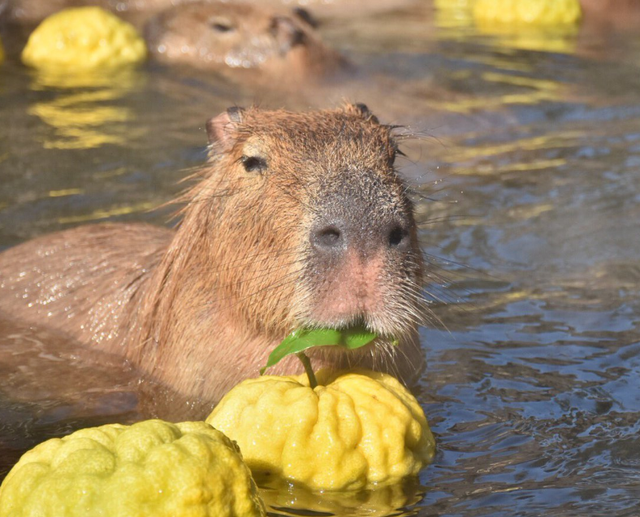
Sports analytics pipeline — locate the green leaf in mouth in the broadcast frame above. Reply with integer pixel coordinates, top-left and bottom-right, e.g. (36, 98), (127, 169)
(260, 326), (378, 375)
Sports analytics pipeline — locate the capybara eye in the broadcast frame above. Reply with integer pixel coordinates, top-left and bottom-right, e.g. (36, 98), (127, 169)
(241, 155), (267, 173)
(209, 19), (234, 33)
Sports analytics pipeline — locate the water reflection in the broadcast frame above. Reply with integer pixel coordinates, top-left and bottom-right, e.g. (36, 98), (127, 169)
(27, 68), (146, 149)
(260, 477), (425, 517)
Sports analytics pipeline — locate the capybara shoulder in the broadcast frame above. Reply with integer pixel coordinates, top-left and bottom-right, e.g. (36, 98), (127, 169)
(144, 2), (349, 82)
(0, 104), (425, 419)
(0, 223), (172, 347)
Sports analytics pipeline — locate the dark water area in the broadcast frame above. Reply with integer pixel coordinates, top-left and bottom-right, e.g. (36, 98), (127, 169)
(1, 1), (640, 515)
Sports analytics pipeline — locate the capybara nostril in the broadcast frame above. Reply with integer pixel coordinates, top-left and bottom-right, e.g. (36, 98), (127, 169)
(387, 223), (410, 251)
(311, 224), (344, 253)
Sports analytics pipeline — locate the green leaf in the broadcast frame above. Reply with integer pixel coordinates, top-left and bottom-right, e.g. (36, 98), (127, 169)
(260, 326), (378, 374)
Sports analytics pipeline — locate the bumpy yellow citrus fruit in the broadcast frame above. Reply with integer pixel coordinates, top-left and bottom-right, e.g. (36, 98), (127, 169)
(207, 369), (435, 491)
(474, 0), (582, 25)
(0, 420), (266, 517)
(22, 7), (146, 70)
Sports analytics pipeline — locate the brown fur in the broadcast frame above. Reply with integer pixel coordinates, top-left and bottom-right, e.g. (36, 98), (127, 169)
(580, 0), (640, 32)
(0, 105), (426, 419)
(144, 2), (349, 82)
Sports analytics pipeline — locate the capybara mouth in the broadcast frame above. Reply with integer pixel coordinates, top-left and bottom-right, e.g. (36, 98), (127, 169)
(291, 294), (425, 371)
(303, 329), (405, 374)
(294, 247), (426, 342)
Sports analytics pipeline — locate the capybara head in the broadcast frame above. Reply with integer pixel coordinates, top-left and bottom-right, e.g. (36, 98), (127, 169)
(173, 104), (425, 355)
(144, 2), (348, 80)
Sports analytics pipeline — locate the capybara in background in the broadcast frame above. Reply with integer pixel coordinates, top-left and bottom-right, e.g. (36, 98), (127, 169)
(144, 2), (349, 83)
(4, 0), (348, 84)
(0, 104), (427, 418)
(2, 0), (419, 26)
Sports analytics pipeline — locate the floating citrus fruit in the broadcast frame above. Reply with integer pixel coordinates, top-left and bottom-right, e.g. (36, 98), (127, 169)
(22, 7), (146, 70)
(207, 369), (435, 491)
(0, 420), (266, 517)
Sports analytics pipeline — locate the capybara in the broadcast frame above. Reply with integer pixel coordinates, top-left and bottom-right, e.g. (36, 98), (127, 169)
(579, 0), (640, 32)
(144, 2), (349, 83)
(0, 104), (427, 418)
(2, 0), (419, 26)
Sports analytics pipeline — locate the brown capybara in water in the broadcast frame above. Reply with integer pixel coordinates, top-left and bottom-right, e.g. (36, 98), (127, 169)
(579, 0), (640, 32)
(2, 0), (175, 26)
(0, 104), (427, 418)
(2, 0), (419, 26)
(144, 2), (349, 83)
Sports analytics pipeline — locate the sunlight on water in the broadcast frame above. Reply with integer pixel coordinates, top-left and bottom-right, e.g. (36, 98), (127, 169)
(27, 68), (147, 149)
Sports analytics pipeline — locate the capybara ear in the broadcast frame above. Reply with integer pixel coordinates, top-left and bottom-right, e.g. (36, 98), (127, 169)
(292, 7), (319, 28)
(206, 107), (244, 150)
(345, 103), (380, 124)
(270, 16), (305, 53)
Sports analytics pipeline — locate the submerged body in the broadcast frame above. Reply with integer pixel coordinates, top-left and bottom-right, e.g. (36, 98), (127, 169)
(0, 105), (426, 419)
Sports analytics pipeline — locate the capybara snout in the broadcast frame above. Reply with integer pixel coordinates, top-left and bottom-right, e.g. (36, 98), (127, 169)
(307, 173), (414, 258)
(302, 165), (421, 335)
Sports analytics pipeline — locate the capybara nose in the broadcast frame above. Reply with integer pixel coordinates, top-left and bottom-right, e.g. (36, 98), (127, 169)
(310, 218), (411, 257)
(310, 224), (345, 253)
(383, 221), (411, 252)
